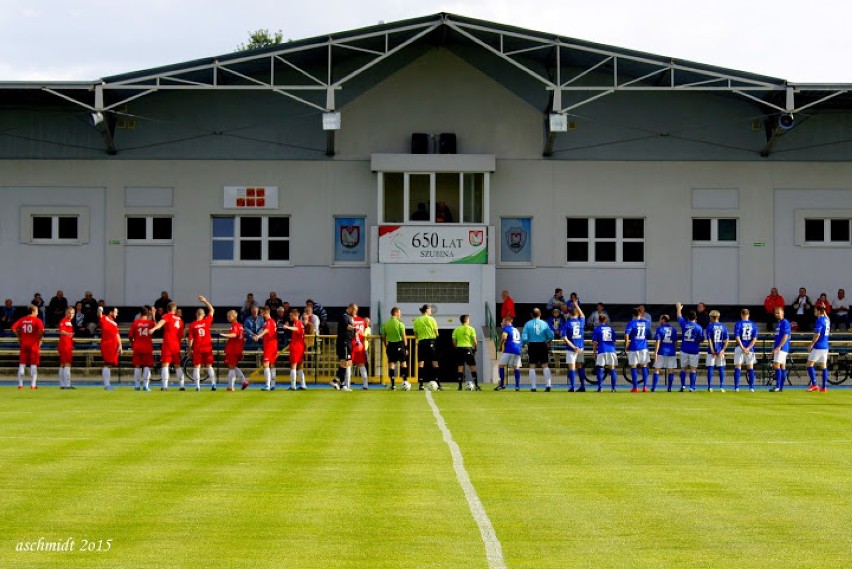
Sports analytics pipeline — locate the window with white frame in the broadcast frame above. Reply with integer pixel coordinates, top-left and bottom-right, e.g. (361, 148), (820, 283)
(380, 172), (487, 224)
(566, 217), (644, 263)
(804, 218), (851, 244)
(31, 215), (79, 242)
(211, 216), (290, 262)
(126, 216), (173, 242)
(692, 218), (738, 243)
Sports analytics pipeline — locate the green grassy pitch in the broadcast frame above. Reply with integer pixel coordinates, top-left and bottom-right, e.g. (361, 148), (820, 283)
(0, 389), (850, 569)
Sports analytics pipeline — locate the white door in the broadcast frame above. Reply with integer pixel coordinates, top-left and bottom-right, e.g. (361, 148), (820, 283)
(691, 247), (739, 304)
(125, 246), (173, 306)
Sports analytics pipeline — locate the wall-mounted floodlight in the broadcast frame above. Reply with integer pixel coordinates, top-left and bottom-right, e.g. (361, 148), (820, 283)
(549, 113), (568, 132)
(90, 111), (105, 129)
(322, 112), (341, 131)
(778, 114), (795, 129)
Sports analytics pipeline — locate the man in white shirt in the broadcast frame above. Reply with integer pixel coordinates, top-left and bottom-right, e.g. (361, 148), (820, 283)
(833, 288), (849, 331)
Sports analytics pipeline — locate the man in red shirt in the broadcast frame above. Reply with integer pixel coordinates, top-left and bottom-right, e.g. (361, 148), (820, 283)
(130, 306), (156, 391)
(188, 296), (216, 392)
(220, 310), (247, 391)
(283, 308), (307, 391)
(151, 301), (185, 391)
(764, 288), (785, 331)
(253, 306), (278, 391)
(58, 306), (75, 389)
(12, 305), (44, 389)
(500, 290), (516, 320)
(98, 306), (122, 390)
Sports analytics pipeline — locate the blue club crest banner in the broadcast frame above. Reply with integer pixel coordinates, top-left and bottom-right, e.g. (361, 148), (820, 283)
(500, 217), (532, 263)
(334, 217), (366, 263)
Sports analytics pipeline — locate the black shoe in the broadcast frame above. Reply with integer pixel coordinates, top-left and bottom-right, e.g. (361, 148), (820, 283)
(390, 385), (396, 391)
(474, 385), (481, 391)
(515, 387), (520, 391)
(568, 387), (575, 392)
(494, 385), (503, 391)
(577, 387), (585, 392)
(545, 386), (551, 392)
(68, 386), (76, 390)
(458, 384), (463, 391)
(179, 387), (186, 391)
(531, 388), (537, 392)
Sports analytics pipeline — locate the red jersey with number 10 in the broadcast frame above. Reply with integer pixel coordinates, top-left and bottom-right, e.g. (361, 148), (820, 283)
(12, 316), (44, 348)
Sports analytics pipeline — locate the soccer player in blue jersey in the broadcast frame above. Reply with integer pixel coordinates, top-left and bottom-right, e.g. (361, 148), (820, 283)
(806, 305), (831, 392)
(676, 303), (704, 392)
(733, 309), (757, 392)
(705, 310), (730, 392)
(496, 316), (523, 391)
(770, 307), (792, 392)
(624, 308), (651, 392)
(522, 308), (554, 392)
(561, 303), (587, 392)
(652, 315), (678, 392)
(592, 314), (619, 392)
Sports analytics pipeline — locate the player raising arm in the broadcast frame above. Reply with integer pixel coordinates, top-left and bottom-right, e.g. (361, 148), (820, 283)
(187, 296), (216, 392)
(676, 303), (704, 392)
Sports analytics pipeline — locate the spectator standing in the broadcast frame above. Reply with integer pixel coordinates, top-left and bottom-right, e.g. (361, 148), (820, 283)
(695, 302), (711, 329)
(306, 299), (329, 334)
(72, 302), (89, 337)
(153, 291), (172, 315)
(242, 305), (263, 350)
(0, 299), (15, 337)
(47, 290), (68, 327)
(239, 293), (256, 322)
(30, 293), (45, 324)
(587, 302), (609, 330)
(265, 291), (284, 312)
(832, 288), (849, 331)
(304, 304), (320, 338)
(763, 288), (785, 331)
(78, 291), (99, 335)
(792, 287), (813, 331)
(500, 290), (515, 320)
(546, 288), (566, 311)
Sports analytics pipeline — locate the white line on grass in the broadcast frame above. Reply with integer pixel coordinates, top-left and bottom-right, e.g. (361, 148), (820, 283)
(425, 390), (507, 569)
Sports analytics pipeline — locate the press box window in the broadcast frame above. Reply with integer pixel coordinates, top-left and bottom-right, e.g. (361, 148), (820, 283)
(32, 216), (78, 241)
(126, 217), (173, 242)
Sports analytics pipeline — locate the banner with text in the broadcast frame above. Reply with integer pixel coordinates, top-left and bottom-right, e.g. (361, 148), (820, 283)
(378, 225), (487, 264)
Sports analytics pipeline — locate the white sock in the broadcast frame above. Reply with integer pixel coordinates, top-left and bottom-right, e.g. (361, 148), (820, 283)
(264, 368), (271, 388)
(290, 369), (297, 389)
(544, 367), (552, 387)
(360, 365), (368, 387)
(344, 366), (351, 388)
(162, 367), (170, 389)
(299, 370), (306, 389)
(133, 368), (141, 388)
(143, 367), (151, 389)
(17, 365), (25, 387)
(102, 367), (111, 388)
(227, 370), (235, 389)
(178, 368), (185, 388)
(30, 365), (38, 388)
(530, 369), (537, 390)
(208, 366), (216, 386)
(66, 367), (72, 387)
(270, 368), (276, 388)
(237, 368), (246, 381)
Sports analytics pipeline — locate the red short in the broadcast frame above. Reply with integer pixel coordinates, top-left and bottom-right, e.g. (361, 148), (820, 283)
(224, 350), (243, 367)
(59, 346), (73, 365)
(19, 346), (40, 366)
(161, 342), (180, 365)
(352, 347), (367, 366)
(289, 345), (305, 365)
(101, 343), (119, 367)
(133, 351), (155, 368)
(192, 350), (214, 367)
(262, 345), (279, 365)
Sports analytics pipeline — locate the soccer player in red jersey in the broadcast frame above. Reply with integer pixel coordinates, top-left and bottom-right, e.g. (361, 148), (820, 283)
(98, 306), (122, 390)
(129, 306), (156, 391)
(282, 308), (307, 391)
(12, 305), (44, 389)
(150, 301), (185, 390)
(253, 306), (278, 391)
(58, 306), (75, 389)
(188, 296), (216, 392)
(220, 310), (247, 391)
(352, 316), (372, 390)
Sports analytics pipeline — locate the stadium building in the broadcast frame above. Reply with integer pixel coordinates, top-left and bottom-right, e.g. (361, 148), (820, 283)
(1, 12), (850, 334)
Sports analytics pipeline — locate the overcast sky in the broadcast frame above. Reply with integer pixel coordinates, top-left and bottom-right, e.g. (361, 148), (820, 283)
(2, 0), (850, 83)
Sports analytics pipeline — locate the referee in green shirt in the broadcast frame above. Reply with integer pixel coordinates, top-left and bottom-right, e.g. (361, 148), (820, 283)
(413, 304), (441, 390)
(452, 314), (479, 390)
(382, 306), (408, 390)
